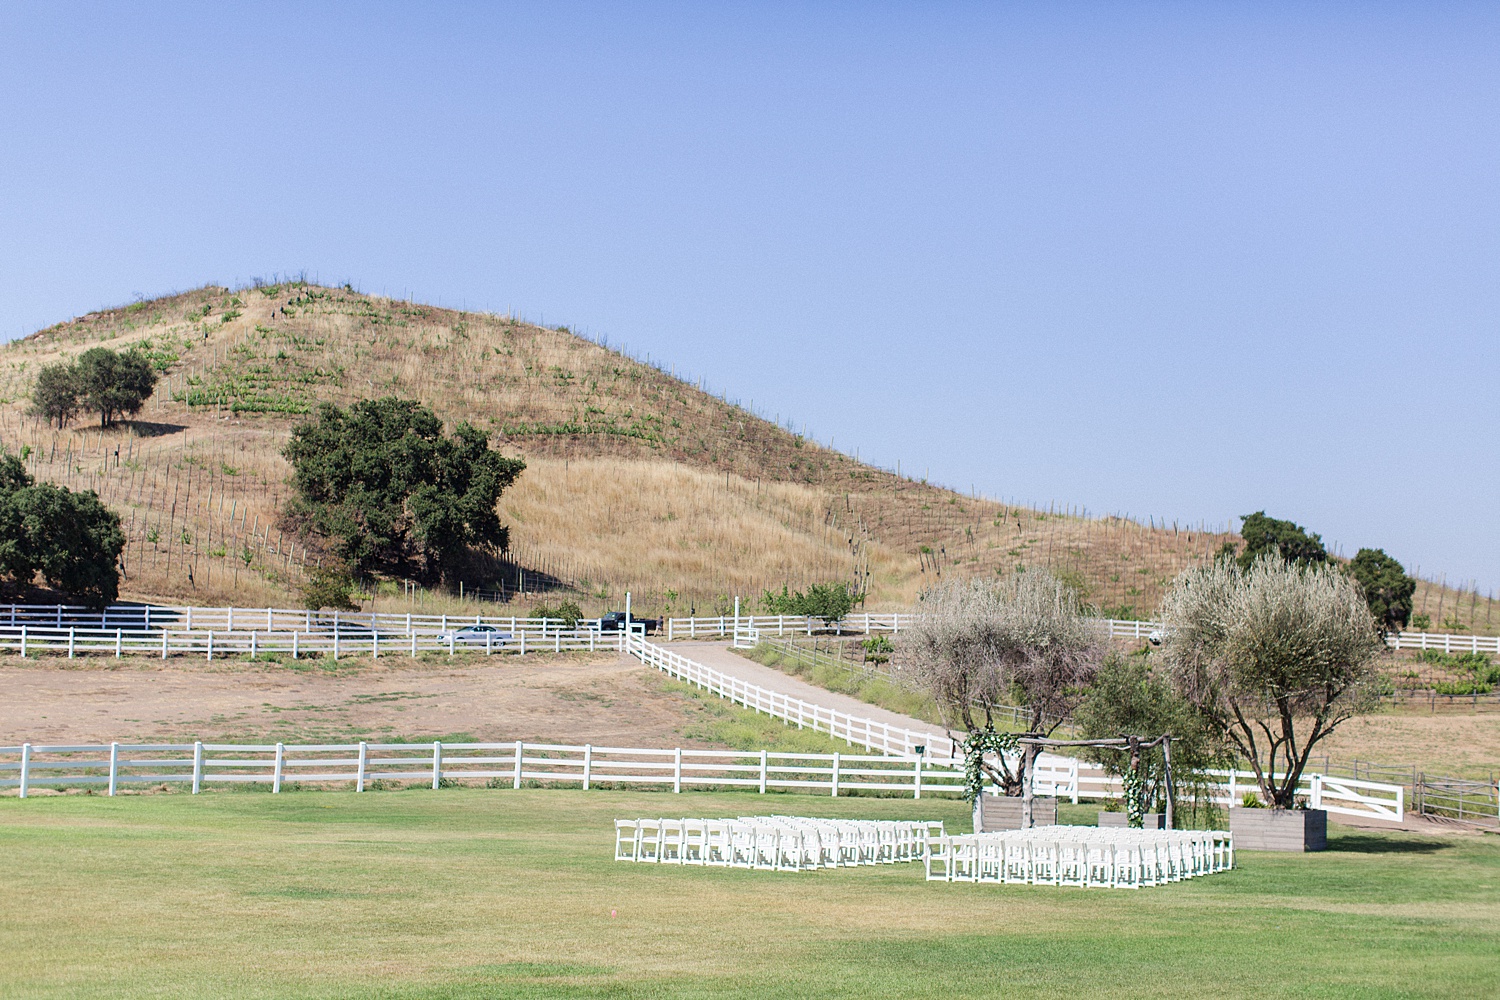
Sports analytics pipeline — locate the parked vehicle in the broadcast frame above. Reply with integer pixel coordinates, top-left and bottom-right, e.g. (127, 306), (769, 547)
(436, 624), (513, 647)
(591, 612), (660, 635)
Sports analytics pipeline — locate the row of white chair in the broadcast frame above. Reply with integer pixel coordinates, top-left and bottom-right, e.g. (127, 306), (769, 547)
(926, 826), (1234, 889)
(614, 816), (945, 871)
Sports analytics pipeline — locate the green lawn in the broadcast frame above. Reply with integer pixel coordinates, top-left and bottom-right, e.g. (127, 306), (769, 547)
(1, 790), (1496, 998)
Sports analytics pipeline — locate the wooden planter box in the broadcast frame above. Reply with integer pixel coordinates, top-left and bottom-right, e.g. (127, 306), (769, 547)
(1229, 807), (1327, 852)
(1097, 812), (1165, 830)
(974, 795), (1057, 832)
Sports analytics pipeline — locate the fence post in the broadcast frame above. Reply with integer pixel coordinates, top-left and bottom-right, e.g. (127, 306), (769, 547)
(186, 607), (192, 630)
(356, 742), (367, 792)
(448, 633), (454, 657)
(68, 627), (75, 659)
(19, 742), (30, 798)
(519, 631), (525, 656)
(831, 752), (840, 797)
(373, 632), (379, 660)
(144, 606), (150, 630)
(674, 747), (682, 793)
(206, 631), (213, 661)
(759, 750), (768, 793)
(19, 625), (25, 659)
(192, 741), (203, 794)
(108, 742), (119, 796)
(333, 630), (340, 661)
(914, 755), (922, 800)
(583, 744), (593, 790)
(115, 628), (122, 659)
(513, 740), (524, 789)
(1310, 773), (1323, 810)
(161, 629), (168, 659)
(250, 632), (257, 659)
(432, 741), (442, 790)
(228, 607), (234, 631)
(273, 743), (284, 793)
(292, 632), (300, 660)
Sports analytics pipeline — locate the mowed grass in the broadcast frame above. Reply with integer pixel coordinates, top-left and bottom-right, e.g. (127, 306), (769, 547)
(1, 791), (1497, 999)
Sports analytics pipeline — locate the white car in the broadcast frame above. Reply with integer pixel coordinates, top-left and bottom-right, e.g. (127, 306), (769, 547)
(437, 625), (512, 647)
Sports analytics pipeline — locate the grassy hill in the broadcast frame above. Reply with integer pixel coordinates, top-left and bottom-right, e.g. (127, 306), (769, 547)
(1, 281), (1493, 631)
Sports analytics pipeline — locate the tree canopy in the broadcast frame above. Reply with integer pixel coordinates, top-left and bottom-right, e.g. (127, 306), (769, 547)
(1073, 651), (1230, 823)
(1157, 555), (1382, 809)
(0, 455), (125, 606)
(283, 397), (525, 585)
(1347, 547), (1417, 633)
(896, 569), (1104, 796)
(30, 363), (81, 428)
(1236, 511), (1327, 569)
(29, 347), (158, 428)
(759, 581), (858, 624)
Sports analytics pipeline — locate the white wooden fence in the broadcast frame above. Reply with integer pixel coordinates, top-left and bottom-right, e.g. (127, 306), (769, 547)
(628, 629), (963, 762)
(0, 738), (1403, 821)
(0, 603), (1491, 653)
(0, 741), (965, 799)
(0, 623), (619, 660)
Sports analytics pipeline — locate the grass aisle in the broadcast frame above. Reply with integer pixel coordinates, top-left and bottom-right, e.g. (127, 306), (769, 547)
(0, 790), (1496, 998)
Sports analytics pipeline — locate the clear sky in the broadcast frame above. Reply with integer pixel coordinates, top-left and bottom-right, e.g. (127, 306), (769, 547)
(2, 3), (1496, 592)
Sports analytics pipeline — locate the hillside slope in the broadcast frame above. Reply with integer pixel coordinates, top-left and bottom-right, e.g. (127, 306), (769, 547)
(1, 282), (1491, 631)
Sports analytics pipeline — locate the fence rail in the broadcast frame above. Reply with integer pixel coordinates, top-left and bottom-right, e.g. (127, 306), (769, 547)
(0, 603), (1492, 653)
(0, 623), (623, 661)
(1414, 775), (1500, 826)
(754, 636), (1059, 734)
(0, 741), (966, 799)
(0, 737), (1405, 822)
(628, 630), (963, 763)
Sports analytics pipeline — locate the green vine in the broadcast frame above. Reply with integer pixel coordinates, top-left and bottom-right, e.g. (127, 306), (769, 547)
(1122, 763), (1147, 828)
(962, 728), (1020, 802)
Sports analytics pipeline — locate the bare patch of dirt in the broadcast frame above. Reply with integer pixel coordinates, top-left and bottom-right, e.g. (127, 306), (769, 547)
(1315, 709), (1500, 777)
(0, 653), (716, 747)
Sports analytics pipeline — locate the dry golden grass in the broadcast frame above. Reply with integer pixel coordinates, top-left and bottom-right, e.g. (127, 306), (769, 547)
(0, 281), (1489, 629)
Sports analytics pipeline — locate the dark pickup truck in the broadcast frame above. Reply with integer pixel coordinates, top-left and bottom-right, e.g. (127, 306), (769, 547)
(592, 612), (661, 635)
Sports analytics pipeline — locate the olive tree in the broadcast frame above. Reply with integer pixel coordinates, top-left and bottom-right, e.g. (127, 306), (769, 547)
(896, 569), (1104, 799)
(1157, 556), (1383, 809)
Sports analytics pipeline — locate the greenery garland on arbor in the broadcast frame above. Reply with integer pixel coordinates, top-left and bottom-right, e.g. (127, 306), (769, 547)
(961, 727), (1019, 803)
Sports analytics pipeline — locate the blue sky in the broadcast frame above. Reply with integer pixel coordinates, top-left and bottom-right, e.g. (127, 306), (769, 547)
(2, 3), (1496, 592)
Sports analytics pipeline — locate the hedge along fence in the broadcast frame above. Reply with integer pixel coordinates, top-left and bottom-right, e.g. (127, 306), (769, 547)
(0, 742), (967, 800)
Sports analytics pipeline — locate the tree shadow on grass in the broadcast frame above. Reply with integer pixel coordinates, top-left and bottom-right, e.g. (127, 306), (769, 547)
(1327, 834), (1450, 855)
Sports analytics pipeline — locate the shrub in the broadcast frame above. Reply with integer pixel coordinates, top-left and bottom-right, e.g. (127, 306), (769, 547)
(300, 565), (359, 611)
(531, 600), (583, 628)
